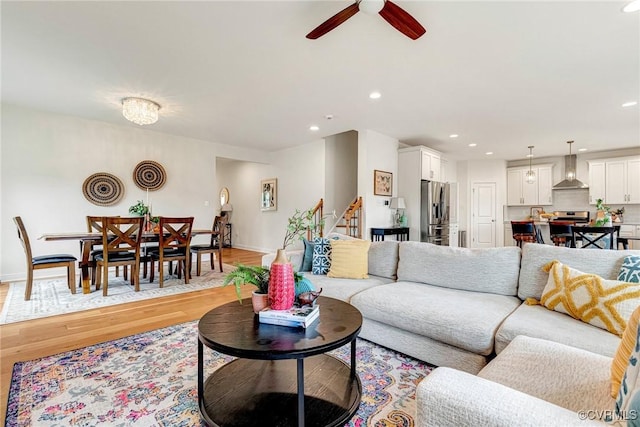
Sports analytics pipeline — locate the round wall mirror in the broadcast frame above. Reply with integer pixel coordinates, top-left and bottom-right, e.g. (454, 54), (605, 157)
(220, 187), (230, 206)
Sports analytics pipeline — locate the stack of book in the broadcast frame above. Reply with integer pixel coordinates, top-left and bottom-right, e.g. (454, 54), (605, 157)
(258, 304), (320, 328)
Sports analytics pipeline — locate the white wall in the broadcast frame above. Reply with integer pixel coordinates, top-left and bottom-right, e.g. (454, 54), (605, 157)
(324, 131), (358, 232)
(1, 104), (269, 281)
(357, 129), (399, 239)
(215, 140), (325, 253)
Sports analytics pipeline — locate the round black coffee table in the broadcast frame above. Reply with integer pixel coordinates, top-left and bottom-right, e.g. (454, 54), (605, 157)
(197, 296), (363, 427)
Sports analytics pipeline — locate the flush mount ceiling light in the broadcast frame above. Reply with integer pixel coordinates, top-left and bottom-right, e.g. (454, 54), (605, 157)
(122, 97), (160, 125)
(369, 91), (382, 99)
(623, 0), (640, 12)
(309, 125), (319, 131)
(525, 146), (536, 184)
(622, 101), (638, 107)
(449, 134), (459, 138)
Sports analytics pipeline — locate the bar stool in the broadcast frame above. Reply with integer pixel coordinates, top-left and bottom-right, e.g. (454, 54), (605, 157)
(549, 221), (575, 247)
(511, 221), (537, 248)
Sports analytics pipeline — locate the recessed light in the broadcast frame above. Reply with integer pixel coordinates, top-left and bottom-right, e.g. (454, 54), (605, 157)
(622, 101), (638, 107)
(526, 154), (534, 158)
(578, 148), (588, 152)
(369, 91), (381, 99)
(449, 134), (459, 138)
(485, 152), (493, 155)
(309, 125), (319, 131)
(623, 0), (640, 13)
(468, 143), (477, 147)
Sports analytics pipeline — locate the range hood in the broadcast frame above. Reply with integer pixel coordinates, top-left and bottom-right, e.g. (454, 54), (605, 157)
(553, 154), (589, 190)
(552, 141), (588, 190)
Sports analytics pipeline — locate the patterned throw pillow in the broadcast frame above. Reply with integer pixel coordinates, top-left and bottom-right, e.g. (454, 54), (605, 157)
(619, 255), (640, 284)
(312, 237), (332, 275)
(611, 306), (640, 424)
(538, 260), (640, 336)
(328, 239), (371, 279)
(612, 307), (640, 398)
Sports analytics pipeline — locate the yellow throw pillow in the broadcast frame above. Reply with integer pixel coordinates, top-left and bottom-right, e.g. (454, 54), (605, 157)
(327, 239), (370, 279)
(611, 306), (640, 398)
(540, 260), (640, 337)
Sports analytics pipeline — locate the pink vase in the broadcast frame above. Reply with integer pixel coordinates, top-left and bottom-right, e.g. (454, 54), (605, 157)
(268, 249), (295, 310)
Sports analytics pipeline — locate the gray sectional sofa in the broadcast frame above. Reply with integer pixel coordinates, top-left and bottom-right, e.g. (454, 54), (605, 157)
(263, 238), (639, 374)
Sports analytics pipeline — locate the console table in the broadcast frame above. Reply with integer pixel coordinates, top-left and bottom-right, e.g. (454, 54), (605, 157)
(370, 227), (410, 242)
(197, 296), (363, 427)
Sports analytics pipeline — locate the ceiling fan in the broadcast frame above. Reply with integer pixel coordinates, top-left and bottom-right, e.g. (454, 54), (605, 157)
(306, 0), (426, 40)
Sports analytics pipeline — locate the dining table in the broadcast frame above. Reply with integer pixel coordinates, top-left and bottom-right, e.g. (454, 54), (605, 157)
(39, 229), (215, 294)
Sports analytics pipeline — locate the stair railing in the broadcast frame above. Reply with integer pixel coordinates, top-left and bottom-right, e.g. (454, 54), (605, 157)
(307, 198), (324, 240)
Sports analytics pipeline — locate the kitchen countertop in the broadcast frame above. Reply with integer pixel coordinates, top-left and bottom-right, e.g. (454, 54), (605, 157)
(504, 221), (640, 226)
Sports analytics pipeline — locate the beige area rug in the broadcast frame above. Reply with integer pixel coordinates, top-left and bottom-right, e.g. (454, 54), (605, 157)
(0, 263), (235, 324)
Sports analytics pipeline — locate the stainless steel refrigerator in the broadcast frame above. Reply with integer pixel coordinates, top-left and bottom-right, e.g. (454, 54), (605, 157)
(420, 180), (457, 245)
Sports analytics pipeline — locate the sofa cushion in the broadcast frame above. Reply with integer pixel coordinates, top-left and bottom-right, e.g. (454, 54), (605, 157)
(397, 242), (521, 296)
(618, 255), (640, 283)
(367, 241), (399, 280)
(303, 274), (387, 302)
(495, 303), (621, 357)
(517, 243), (640, 301)
(351, 281), (521, 355)
(535, 260), (640, 336)
(327, 239), (370, 279)
(479, 336), (614, 417)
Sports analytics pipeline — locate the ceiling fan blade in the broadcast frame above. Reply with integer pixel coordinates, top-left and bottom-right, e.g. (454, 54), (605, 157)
(306, 2), (360, 39)
(378, 0), (426, 40)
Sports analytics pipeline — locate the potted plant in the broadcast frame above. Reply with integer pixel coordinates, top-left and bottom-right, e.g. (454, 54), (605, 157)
(128, 200), (149, 216)
(223, 264), (270, 313)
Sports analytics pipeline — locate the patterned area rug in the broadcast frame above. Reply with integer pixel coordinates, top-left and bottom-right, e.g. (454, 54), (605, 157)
(6, 321), (432, 426)
(0, 264), (234, 324)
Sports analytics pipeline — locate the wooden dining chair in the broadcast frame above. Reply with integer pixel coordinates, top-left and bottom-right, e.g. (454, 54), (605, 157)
(511, 221), (537, 248)
(149, 217), (194, 287)
(13, 216), (77, 300)
(86, 215), (128, 285)
(549, 221), (575, 247)
(94, 216), (145, 296)
(572, 226), (616, 250)
(190, 215), (225, 276)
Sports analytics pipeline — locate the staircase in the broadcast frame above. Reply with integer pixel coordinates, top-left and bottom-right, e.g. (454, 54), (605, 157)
(334, 196), (363, 239)
(307, 196), (363, 240)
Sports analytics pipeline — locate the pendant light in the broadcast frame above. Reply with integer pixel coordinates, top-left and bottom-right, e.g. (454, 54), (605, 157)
(525, 146), (536, 184)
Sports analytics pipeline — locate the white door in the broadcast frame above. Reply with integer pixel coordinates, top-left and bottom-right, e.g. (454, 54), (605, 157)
(471, 182), (496, 248)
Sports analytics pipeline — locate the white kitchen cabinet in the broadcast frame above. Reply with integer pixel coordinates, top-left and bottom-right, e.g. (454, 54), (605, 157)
(506, 165), (553, 206)
(603, 156), (640, 204)
(449, 224), (459, 248)
(504, 223), (516, 246)
(420, 149), (441, 181)
(588, 161), (606, 204)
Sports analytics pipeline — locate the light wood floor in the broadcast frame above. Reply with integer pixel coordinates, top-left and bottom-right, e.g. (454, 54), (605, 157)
(0, 247), (264, 425)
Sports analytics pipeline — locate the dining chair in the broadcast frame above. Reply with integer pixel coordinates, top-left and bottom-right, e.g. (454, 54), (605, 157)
(149, 217), (194, 287)
(190, 215), (225, 276)
(549, 221), (575, 247)
(511, 220), (538, 248)
(572, 226), (616, 250)
(86, 216), (128, 285)
(13, 216), (77, 300)
(94, 216), (145, 296)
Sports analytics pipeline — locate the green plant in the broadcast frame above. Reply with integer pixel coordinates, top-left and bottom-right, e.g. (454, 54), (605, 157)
(223, 264), (270, 303)
(595, 198), (612, 226)
(128, 200), (149, 216)
(282, 208), (316, 250)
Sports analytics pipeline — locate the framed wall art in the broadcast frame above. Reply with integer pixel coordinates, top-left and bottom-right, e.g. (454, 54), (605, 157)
(261, 178), (277, 211)
(373, 170), (392, 196)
